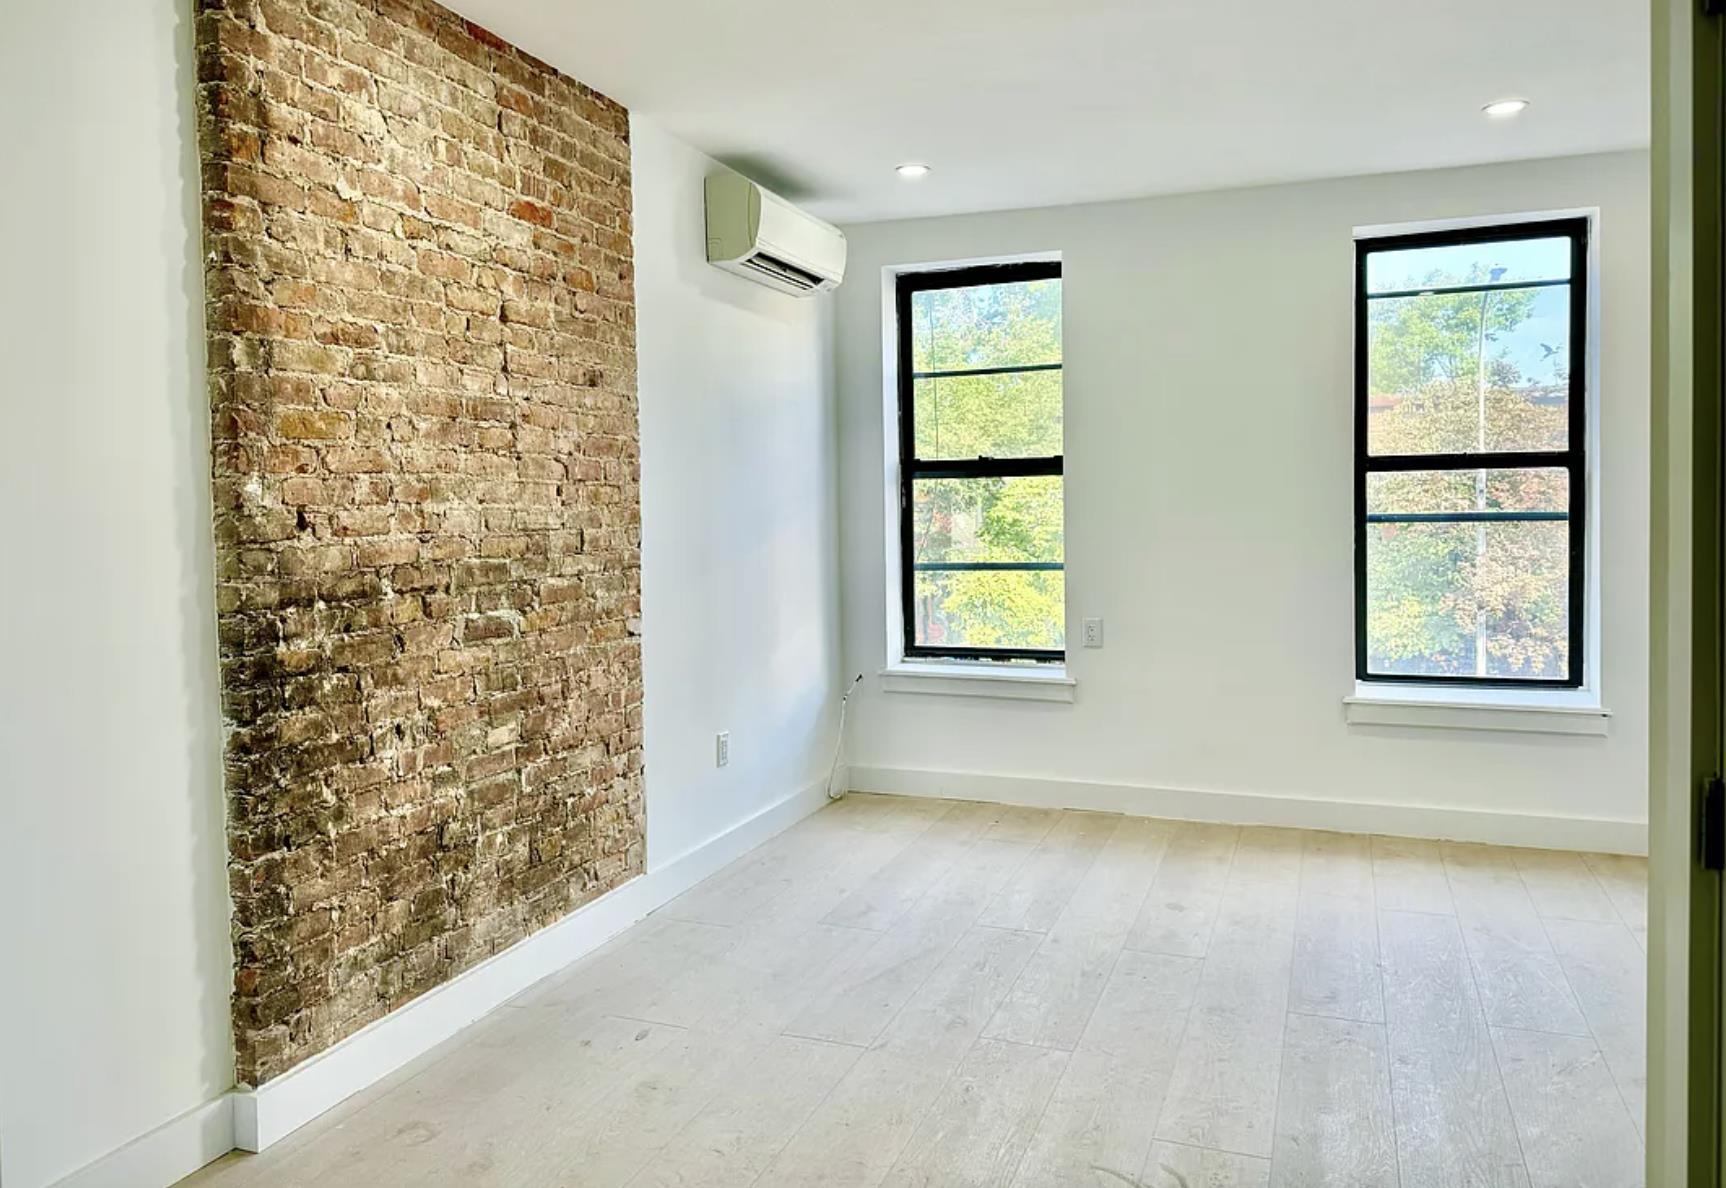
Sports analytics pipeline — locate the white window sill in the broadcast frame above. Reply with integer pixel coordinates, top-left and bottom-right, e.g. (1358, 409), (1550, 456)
(1344, 682), (1610, 736)
(879, 661), (1076, 703)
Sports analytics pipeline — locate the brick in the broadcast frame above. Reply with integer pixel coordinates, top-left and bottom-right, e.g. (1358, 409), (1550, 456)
(199, 0), (640, 1090)
(273, 408), (353, 439)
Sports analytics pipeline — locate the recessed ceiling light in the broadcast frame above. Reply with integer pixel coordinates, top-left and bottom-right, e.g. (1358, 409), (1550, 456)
(895, 162), (931, 179)
(1482, 98), (1530, 118)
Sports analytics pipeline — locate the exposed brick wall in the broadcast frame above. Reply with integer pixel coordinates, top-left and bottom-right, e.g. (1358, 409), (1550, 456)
(195, 0), (643, 1085)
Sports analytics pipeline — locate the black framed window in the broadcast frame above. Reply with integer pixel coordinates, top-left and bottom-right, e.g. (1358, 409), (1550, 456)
(1355, 218), (1588, 687)
(896, 261), (1065, 662)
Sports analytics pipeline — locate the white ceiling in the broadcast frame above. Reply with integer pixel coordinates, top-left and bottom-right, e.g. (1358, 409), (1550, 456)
(453, 0), (1650, 225)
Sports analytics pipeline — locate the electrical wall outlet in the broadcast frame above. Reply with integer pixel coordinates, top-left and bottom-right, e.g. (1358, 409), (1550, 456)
(715, 731), (730, 767)
(1082, 618), (1104, 648)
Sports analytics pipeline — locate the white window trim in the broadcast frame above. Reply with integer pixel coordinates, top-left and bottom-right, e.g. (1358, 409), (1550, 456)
(879, 251), (1072, 696)
(1346, 207), (1605, 734)
(880, 661), (1075, 703)
(1344, 681), (1609, 735)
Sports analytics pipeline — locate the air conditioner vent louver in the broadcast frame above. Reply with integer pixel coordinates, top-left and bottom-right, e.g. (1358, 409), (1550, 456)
(705, 171), (846, 297)
(739, 251), (823, 292)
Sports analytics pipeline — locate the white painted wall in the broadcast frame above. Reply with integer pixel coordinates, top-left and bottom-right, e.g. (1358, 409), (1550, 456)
(631, 119), (845, 869)
(837, 151), (1651, 840)
(0, 3), (234, 1187)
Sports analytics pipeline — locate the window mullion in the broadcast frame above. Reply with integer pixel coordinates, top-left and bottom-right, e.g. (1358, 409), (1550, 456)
(1363, 449), (1573, 473)
(909, 455), (1064, 480)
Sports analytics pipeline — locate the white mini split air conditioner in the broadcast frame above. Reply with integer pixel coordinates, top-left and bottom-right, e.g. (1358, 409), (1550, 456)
(705, 172), (846, 296)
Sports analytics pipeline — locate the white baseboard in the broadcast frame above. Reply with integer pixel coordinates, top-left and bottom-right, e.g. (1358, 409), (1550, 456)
(231, 776), (829, 1154)
(51, 1095), (235, 1188)
(848, 765), (1648, 856)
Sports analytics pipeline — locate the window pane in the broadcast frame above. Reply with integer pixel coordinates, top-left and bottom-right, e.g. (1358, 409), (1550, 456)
(910, 277), (1061, 373)
(1365, 519), (1570, 681)
(914, 570), (1065, 652)
(914, 370), (1062, 459)
(912, 475), (1063, 651)
(1365, 236), (1570, 294)
(1367, 468), (1568, 516)
(1366, 284), (1570, 455)
(913, 475), (1064, 565)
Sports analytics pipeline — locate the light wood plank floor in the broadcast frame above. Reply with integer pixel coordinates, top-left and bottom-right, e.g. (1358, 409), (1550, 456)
(183, 795), (1648, 1188)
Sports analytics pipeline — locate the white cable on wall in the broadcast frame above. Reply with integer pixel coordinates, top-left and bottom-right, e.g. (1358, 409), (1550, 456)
(825, 673), (864, 800)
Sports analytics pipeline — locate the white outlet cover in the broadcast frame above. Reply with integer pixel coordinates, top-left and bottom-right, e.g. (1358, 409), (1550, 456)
(715, 731), (730, 767)
(1082, 618), (1103, 648)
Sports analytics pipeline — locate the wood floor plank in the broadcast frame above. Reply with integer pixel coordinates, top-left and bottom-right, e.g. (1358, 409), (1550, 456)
(1124, 822), (1239, 958)
(1510, 848), (1620, 923)
(1444, 845), (1589, 1036)
(1288, 890), (1384, 1023)
(1458, 906), (1589, 1035)
(1157, 821), (1241, 882)
(759, 925), (1043, 1187)
(510, 917), (741, 1025)
(977, 811), (1121, 932)
(1580, 852), (1649, 932)
(1545, 917), (1648, 1136)
(779, 922), (964, 1048)
(876, 924), (1045, 1061)
(657, 832), (840, 927)
(1009, 949), (1203, 1186)
(1060, 815), (1175, 924)
(1154, 881), (1297, 1158)
(783, 840), (1031, 1047)
(1126, 885), (1223, 959)
(1493, 1026), (1643, 1188)
(983, 820), (1170, 1050)
(1369, 835), (1453, 915)
(1378, 909), (1529, 1188)
(821, 800), (1002, 931)
(1008, 1048), (1168, 1188)
(542, 1025), (773, 1187)
(880, 1039), (1069, 1188)
(749, 1048), (959, 1188)
(1269, 1013), (1397, 1188)
(668, 797), (952, 933)
(662, 796), (947, 927)
(677, 921), (873, 1039)
(493, 1018), (721, 1184)
(980, 804), (1066, 845)
(1079, 949), (1204, 1058)
(980, 920), (1128, 1050)
(1143, 1142), (1272, 1187)
(626, 1035), (860, 1188)
(1299, 831), (1375, 901)
(740, 826), (970, 941)
(1230, 826), (1305, 888)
